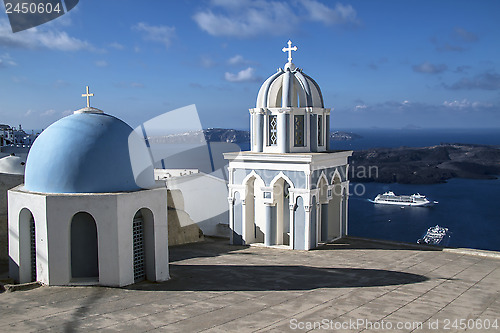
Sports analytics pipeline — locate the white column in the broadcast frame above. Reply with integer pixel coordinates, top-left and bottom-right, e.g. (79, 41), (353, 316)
(228, 197), (234, 244)
(304, 204), (311, 250)
(264, 204), (273, 246)
(278, 112), (287, 153)
(255, 113), (263, 152)
(289, 202), (295, 249)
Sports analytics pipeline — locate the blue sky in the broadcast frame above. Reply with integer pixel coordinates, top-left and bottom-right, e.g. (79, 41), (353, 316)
(0, 0), (499, 130)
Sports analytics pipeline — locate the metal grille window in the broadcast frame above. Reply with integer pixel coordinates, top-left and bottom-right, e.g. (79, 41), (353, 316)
(30, 216), (36, 282)
(268, 115), (277, 146)
(294, 115), (304, 147)
(318, 115), (323, 146)
(133, 213), (145, 282)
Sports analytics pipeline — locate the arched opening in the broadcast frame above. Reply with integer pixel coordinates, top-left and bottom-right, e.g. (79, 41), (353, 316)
(317, 177), (329, 242)
(70, 212), (99, 280)
(19, 208), (36, 283)
(271, 178), (291, 246)
(133, 208), (155, 282)
(243, 175), (264, 245)
(328, 175), (342, 240)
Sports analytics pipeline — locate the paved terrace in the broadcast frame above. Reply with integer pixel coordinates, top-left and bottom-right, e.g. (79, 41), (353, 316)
(1, 237), (499, 332)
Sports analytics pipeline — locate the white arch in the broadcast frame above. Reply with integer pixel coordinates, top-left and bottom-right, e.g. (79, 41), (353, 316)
(316, 171), (329, 189)
(330, 168), (342, 185)
(241, 170), (265, 187)
(270, 171), (295, 189)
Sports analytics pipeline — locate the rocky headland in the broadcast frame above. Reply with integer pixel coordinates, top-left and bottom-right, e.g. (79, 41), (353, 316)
(350, 143), (500, 184)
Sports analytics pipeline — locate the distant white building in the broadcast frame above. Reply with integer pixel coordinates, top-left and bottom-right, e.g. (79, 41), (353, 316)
(225, 41), (352, 250)
(8, 88), (169, 287)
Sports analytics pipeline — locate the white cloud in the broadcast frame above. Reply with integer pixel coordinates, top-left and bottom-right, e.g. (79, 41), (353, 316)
(454, 27), (478, 43)
(193, 0), (358, 38)
(0, 19), (91, 51)
(132, 22), (175, 48)
(200, 55), (216, 68)
(0, 53), (16, 67)
(130, 82), (145, 88)
(354, 104), (367, 111)
(193, 3), (296, 37)
(412, 62), (447, 74)
(300, 0), (359, 25)
(227, 54), (252, 66)
(53, 79), (70, 88)
(114, 81), (145, 88)
(443, 99), (492, 109)
(95, 60), (108, 67)
(109, 42), (125, 50)
(225, 67), (258, 82)
(41, 109), (56, 117)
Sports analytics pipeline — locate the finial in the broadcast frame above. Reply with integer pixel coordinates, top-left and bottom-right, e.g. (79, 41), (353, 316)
(75, 85), (103, 114)
(282, 40), (297, 63)
(81, 86), (94, 108)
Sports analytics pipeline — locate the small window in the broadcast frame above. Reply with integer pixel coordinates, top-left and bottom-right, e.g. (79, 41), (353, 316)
(294, 115), (304, 147)
(318, 115), (323, 146)
(268, 115), (277, 146)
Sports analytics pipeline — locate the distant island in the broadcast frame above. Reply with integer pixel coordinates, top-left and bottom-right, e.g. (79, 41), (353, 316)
(148, 129), (361, 144)
(147, 130), (500, 185)
(350, 143), (500, 184)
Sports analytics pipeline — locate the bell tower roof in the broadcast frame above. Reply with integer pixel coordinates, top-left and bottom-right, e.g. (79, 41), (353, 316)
(255, 40), (324, 109)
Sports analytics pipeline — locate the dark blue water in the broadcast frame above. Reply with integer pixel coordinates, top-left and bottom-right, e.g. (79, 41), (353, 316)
(338, 128), (500, 251)
(348, 179), (500, 251)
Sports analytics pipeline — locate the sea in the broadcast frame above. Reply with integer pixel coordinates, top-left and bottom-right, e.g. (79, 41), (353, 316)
(332, 128), (500, 252)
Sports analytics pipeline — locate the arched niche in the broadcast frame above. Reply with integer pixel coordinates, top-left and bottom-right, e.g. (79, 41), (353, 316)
(70, 212), (99, 280)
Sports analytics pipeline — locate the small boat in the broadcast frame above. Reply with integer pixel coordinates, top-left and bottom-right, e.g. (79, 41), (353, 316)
(373, 191), (436, 206)
(417, 225), (449, 245)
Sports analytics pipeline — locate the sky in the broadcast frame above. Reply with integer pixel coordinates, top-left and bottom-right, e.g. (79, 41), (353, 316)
(0, 0), (499, 131)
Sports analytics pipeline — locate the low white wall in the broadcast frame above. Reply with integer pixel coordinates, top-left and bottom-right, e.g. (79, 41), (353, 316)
(166, 171), (229, 237)
(8, 186), (168, 286)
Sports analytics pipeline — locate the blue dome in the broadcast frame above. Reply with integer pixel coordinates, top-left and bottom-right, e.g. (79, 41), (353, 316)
(25, 112), (152, 193)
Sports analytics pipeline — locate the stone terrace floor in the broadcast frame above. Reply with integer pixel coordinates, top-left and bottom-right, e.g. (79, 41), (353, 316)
(1, 237), (499, 332)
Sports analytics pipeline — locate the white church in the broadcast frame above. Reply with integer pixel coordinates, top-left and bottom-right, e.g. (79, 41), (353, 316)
(6, 40), (352, 288)
(8, 90), (169, 287)
(225, 41), (352, 250)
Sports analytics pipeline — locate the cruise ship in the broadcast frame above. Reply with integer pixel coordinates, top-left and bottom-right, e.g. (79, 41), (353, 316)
(373, 191), (436, 206)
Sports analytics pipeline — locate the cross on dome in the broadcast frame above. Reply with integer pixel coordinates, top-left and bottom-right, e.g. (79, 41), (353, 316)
(282, 40), (298, 63)
(81, 86), (94, 108)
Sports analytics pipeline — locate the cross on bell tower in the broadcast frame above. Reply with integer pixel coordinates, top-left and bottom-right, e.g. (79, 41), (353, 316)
(81, 86), (94, 108)
(282, 40), (298, 63)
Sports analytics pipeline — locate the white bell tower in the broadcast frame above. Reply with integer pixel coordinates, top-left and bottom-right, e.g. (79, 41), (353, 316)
(225, 41), (352, 251)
